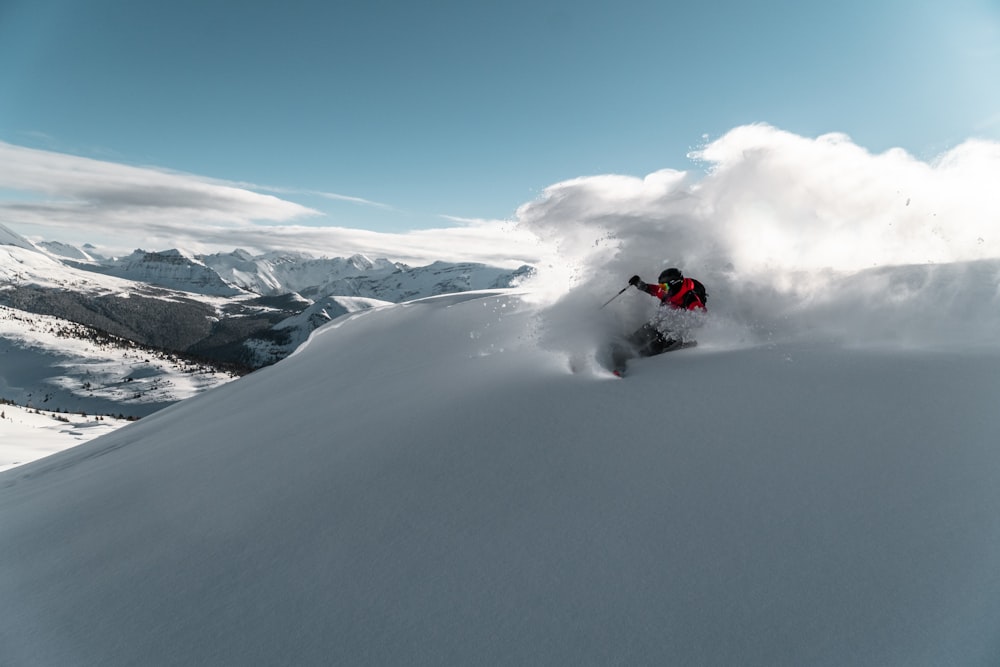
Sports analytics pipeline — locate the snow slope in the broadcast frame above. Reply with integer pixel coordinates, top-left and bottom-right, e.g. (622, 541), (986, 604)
(0, 402), (131, 472)
(2, 280), (1000, 666)
(0, 305), (238, 414)
(0, 222), (38, 251)
(0, 304), (239, 469)
(242, 294), (391, 366)
(4, 127), (1000, 665)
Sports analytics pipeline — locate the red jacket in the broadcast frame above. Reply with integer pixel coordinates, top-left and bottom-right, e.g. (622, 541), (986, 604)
(641, 278), (706, 311)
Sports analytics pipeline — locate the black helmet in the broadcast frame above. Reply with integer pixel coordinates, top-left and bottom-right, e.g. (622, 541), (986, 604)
(658, 268), (683, 284)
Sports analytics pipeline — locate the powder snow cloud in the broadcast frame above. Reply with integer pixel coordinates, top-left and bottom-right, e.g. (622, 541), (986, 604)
(517, 123), (1000, 287)
(515, 124), (1000, 353)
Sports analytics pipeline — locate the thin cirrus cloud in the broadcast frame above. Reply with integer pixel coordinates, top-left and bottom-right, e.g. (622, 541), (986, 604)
(242, 181), (398, 212)
(313, 190), (397, 210)
(0, 140), (321, 228)
(0, 140), (541, 266)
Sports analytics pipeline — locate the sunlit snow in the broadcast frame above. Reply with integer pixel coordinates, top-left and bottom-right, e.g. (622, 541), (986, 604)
(3, 125), (1000, 665)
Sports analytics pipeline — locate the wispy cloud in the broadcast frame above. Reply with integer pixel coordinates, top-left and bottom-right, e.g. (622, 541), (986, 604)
(437, 214), (513, 226)
(312, 190), (397, 210)
(0, 141), (320, 227)
(244, 182), (398, 211)
(0, 140), (540, 266)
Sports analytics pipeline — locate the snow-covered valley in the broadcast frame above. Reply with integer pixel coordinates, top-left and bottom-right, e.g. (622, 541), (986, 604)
(0, 401), (132, 473)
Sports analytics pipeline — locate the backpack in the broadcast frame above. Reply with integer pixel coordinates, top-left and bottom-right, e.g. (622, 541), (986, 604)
(681, 278), (708, 309)
(692, 279), (708, 304)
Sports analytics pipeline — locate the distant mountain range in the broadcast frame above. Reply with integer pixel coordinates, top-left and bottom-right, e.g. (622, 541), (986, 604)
(53, 245), (531, 304)
(0, 222), (533, 412)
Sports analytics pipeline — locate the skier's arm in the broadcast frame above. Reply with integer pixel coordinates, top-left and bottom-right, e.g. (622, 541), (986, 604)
(641, 282), (666, 299)
(628, 275), (657, 296)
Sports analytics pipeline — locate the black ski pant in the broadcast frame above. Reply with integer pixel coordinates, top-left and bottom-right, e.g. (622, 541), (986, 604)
(610, 323), (680, 370)
(627, 322), (680, 357)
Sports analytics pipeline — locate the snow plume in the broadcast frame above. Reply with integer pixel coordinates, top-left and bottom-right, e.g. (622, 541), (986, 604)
(516, 124), (1000, 354)
(693, 125), (1000, 273)
(513, 168), (697, 370)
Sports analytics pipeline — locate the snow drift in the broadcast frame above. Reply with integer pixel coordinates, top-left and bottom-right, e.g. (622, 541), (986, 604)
(3, 125), (1000, 665)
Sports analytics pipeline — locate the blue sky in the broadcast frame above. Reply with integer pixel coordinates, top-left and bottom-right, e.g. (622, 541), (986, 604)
(1, 0), (998, 258)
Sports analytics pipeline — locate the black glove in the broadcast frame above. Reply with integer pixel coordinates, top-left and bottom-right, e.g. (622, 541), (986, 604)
(628, 275), (641, 287)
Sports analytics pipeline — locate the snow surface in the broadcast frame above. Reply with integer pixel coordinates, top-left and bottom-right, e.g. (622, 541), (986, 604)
(2, 278), (1000, 665)
(1, 236), (177, 296)
(0, 403), (131, 472)
(202, 249), (402, 295)
(4, 128), (1000, 665)
(0, 222), (38, 251)
(37, 240), (96, 260)
(243, 294), (391, 366)
(0, 305), (237, 407)
(0, 304), (238, 468)
(79, 248), (246, 296)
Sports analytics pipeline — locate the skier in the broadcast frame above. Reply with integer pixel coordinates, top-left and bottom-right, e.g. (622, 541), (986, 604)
(609, 267), (707, 375)
(629, 267), (706, 313)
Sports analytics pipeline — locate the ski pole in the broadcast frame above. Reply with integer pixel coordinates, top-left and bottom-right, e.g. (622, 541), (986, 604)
(599, 285), (631, 309)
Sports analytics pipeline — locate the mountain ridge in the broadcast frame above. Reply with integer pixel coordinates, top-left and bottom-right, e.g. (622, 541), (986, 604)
(1, 227), (532, 421)
(1, 233), (532, 366)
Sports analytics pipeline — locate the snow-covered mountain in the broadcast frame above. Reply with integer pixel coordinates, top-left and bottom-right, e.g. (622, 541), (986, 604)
(37, 240), (102, 261)
(1, 227), (532, 371)
(56, 243), (532, 302)
(0, 222), (533, 436)
(201, 249), (404, 295)
(67, 248), (246, 296)
(0, 222), (37, 251)
(242, 294), (390, 367)
(197, 249), (532, 302)
(3, 258), (1000, 665)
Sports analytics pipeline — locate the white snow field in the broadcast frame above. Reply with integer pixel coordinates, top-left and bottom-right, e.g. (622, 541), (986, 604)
(0, 304), (238, 471)
(0, 402), (131, 473)
(4, 125), (1000, 665)
(2, 278), (1000, 666)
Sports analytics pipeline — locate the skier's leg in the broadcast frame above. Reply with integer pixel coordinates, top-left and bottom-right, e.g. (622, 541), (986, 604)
(629, 323), (662, 357)
(605, 324), (652, 374)
(639, 322), (685, 356)
(648, 314), (684, 354)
